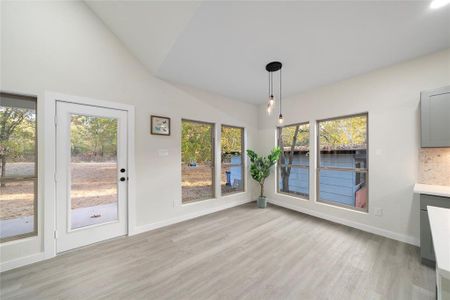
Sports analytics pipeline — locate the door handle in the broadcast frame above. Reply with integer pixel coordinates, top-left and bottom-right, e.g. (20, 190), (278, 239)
(120, 168), (126, 173)
(120, 177), (126, 182)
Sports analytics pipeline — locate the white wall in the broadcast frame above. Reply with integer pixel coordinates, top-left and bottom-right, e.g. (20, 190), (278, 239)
(258, 49), (450, 245)
(0, 1), (258, 269)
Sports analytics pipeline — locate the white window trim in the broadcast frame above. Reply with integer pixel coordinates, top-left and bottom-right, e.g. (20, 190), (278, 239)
(180, 119), (216, 205)
(315, 112), (369, 213)
(177, 121), (248, 207)
(276, 122), (311, 200)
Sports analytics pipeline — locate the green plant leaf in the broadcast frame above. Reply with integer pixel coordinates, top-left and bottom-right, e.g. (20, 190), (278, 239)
(247, 147), (280, 185)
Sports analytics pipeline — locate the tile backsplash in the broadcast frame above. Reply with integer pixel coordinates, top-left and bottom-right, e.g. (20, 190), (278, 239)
(419, 148), (450, 186)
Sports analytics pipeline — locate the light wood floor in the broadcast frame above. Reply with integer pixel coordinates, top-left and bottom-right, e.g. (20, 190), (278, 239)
(1, 203), (435, 300)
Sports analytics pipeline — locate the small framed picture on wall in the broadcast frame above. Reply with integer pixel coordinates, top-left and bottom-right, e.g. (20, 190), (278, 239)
(151, 115), (171, 136)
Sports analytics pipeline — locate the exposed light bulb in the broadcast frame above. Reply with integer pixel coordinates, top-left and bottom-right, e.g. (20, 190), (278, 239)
(278, 114), (284, 124)
(266, 103), (272, 115)
(269, 95), (275, 106)
(430, 0), (449, 9)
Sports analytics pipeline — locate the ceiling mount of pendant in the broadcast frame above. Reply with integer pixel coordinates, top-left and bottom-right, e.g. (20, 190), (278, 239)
(265, 61), (282, 72)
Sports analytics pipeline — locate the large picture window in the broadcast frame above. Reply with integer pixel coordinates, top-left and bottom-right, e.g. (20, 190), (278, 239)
(277, 122), (310, 198)
(0, 92), (37, 241)
(317, 113), (368, 211)
(181, 119), (215, 203)
(221, 125), (244, 195)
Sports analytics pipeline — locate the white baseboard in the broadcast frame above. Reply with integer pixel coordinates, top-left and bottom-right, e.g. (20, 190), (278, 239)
(133, 198), (254, 235)
(269, 199), (419, 246)
(0, 252), (45, 273)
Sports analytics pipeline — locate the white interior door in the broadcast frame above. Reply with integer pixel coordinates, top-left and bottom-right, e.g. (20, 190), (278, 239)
(56, 101), (128, 253)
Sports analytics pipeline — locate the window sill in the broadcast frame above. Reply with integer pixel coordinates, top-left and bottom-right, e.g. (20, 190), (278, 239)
(181, 197), (217, 206)
(275, 192), (310, 202)
(221, 190), (246, 198)
(0, 234), (39, 246)
(315, 199), (368, 214)
(180, 190), (248, 206)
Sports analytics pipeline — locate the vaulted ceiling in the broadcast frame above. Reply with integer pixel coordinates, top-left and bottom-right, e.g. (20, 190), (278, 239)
(86, 1), (450, 104)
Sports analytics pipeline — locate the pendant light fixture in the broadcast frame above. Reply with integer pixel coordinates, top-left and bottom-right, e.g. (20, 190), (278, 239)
(265, 61), (283, 124)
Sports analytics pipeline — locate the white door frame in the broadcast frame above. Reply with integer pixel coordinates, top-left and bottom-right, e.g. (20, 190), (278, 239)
(44, 92), (136, 259)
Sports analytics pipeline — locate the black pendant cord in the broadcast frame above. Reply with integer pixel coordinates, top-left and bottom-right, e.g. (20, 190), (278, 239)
(269, 72), (272, 97)
(269, 72), (273, 97)
(279, 69), (282, 117)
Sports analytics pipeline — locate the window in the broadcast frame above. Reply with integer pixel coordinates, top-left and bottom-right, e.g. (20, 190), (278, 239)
(317, 113), (368, 211)
(221, 125), (244, 195)
(0, 92), (37, 241)
(181, 119), (215, 203)
(277, 122), (310, 198)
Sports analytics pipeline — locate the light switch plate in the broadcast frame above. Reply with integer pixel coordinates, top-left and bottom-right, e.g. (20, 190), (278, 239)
(158, 149), (169, 156)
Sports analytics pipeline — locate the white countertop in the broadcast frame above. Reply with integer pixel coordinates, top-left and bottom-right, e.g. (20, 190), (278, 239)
(428, 206), (450, 280)
(414, 184), (450, 198)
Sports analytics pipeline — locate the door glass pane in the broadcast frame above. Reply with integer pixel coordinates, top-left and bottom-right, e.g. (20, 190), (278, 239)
(0, 180), (35, 239)
(70, 114), (118, 229)
(181, 120), (214, 203)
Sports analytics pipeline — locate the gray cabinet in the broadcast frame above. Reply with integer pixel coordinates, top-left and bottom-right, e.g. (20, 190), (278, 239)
(421, 86), (450, 148)
(420, 210), (434, 264)
(420, 194), (450, 266)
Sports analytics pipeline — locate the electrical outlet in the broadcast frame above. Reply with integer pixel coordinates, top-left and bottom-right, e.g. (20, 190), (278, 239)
(375, 208), (383, 217)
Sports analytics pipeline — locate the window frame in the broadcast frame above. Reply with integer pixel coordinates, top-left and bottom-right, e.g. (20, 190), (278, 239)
(276, 121), (310, 199)
(316, 112), (369, 212)
(0, 92), (38, 243)
(181, 118), (216, 204)
(220, 124), (245, 196)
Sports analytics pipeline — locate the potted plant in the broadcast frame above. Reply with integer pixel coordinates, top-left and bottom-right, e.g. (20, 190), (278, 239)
(246, 147), (281, 208)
